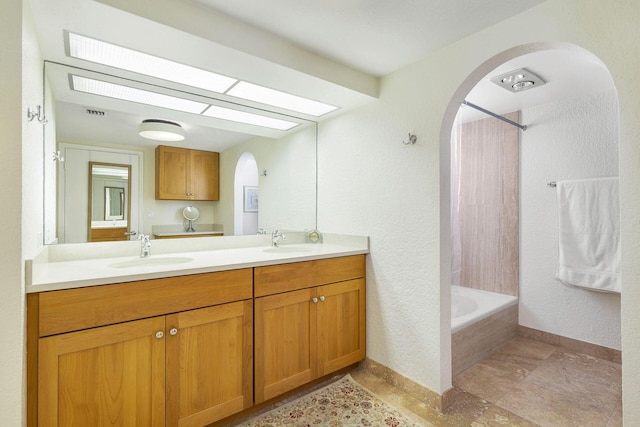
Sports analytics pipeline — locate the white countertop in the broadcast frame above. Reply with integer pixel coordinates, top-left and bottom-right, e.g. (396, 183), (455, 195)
(26, 233), (369, 293)
(152, 223), (224, 237)
(153, 230), (224, 236)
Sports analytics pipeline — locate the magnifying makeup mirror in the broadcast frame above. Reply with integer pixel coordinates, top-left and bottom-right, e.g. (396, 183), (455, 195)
(182, 206), (200, 232)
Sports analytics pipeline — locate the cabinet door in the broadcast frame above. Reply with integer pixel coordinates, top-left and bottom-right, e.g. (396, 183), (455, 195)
(38, 317), (166, 427)
(156, 145), (189, 200)
(317, 278), (366, 376)
(254, 288), (317, 404)
(165, 300), (253, 427)
(189, 150), (219, 201)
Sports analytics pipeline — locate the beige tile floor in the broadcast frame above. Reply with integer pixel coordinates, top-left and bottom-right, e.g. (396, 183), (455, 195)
(231, 336), (621, 426)
(351, 336), (622, 426)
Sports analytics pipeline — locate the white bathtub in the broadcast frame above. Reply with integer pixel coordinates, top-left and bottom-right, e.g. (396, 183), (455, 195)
(451, 285), (518, 333)
(451, 285), (519, 375)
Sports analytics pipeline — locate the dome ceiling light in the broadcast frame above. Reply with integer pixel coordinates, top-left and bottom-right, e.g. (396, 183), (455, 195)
(491, 68), (546, 93)
(138, 119), (186, 141)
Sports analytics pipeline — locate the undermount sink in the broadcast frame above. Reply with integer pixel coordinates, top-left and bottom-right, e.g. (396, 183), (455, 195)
(109, 256), (194, 268)
(263, 246), (312, 253)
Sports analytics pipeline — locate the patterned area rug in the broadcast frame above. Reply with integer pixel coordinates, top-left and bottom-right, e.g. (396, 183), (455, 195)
(235, 374), (426, 426)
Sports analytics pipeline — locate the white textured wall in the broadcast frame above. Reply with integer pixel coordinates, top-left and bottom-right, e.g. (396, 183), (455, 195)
(1, 1), (44, 425)
(318, 3), (640, 419)
(318, 97), (444, 390)
(520, 89), (620, 349)
(0, 3), (25, 425)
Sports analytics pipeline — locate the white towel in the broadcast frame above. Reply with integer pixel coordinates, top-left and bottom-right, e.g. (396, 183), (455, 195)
(555, 177), (621, 293)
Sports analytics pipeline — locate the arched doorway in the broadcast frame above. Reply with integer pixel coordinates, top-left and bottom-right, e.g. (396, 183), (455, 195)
(234, 152), (259, 235)
(440, 42), (620, 386)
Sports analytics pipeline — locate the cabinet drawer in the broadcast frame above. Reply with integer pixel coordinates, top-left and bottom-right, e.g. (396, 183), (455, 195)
(38, 269), (253, 337)
(254, 255), (365, 297)
(89, 227), (128, 242)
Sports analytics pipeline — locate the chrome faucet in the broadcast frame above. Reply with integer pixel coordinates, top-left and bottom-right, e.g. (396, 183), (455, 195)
(271, 230), (286, 247)
(138, 234), (151, 258)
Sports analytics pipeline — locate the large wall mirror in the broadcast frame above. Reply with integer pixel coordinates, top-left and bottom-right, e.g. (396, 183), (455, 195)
(43, 62), (318, 244)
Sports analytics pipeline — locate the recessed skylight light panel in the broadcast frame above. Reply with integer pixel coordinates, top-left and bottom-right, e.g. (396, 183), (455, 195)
(227, 81), (338, 116)
(68, 32), (237, 93)
(202, 105), (298, 131)
(71, 75), (208, 114)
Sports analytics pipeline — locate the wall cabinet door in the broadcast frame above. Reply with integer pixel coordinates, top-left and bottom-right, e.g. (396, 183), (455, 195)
(254, 288), (317, 404)
(317, 278), (366, 376)
(156, 146), (219, 201)
(156, 145), (189, 200)
(166, 301), (253, 427)
(38, 301), (253, 427)
(189, 149), (219, 201)
(38, 316), (166, 427)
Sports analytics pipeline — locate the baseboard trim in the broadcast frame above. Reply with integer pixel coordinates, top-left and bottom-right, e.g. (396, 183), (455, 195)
(518, 325), (621, 364)
(359, 358), (455, 412)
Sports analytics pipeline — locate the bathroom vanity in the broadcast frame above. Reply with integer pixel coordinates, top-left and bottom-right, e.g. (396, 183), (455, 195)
(26, 235), (367, 427)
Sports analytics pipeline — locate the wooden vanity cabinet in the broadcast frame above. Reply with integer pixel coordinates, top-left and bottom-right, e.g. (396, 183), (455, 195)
(155, 145), (220, 201)
(28, 255), (367, 426)
(253, 255), (366, 404)
(30, 269), (253, 427)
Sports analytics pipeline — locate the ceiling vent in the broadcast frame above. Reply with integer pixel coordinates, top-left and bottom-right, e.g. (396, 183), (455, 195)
(491, 68), (546, 93)
(86, 108), (105, 116)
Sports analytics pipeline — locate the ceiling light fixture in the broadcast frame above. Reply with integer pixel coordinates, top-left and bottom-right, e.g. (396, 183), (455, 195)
(66, 32), (339, 117)
(71, 75), (300, 131)
(202, 105), (299, 131)
(71, 75), (208, 114)
(67, 32), (237, 93)
(512, 81), (535, 91)
(138, 119), (186, 141)
(227, 81), (338, 117)
(491, 68), (546, 93)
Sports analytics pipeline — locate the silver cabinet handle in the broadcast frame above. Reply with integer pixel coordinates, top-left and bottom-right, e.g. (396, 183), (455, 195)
(312, 297), (318, 303)
(155, 331), (164, 339)
(169, 328), (178, 336)
(124, 231), (137, 236)
(319, 296), (325, 302)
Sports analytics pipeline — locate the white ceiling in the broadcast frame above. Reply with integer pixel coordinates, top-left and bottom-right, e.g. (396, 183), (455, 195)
(194, 0), (545, 77)
(28, 0), (615, 149)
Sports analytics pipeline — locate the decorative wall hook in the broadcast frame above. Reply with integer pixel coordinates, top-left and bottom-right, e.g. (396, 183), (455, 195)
(27, 105), (48, 124)
(52, 151), (64, 162)
(403, 133), (417, 145)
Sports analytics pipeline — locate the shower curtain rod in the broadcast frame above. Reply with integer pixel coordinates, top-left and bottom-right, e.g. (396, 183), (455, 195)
(462, 100), (527, 131)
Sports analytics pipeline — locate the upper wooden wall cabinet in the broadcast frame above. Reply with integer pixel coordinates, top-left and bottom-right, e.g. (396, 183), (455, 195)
(155, 145), (220, 201)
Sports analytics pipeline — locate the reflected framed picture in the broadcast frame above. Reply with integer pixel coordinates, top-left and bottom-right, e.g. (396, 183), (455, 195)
(243, 186), (258, 212)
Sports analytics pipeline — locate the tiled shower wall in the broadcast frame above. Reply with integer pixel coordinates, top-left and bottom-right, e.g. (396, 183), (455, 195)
(452, 111), (520, 296)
